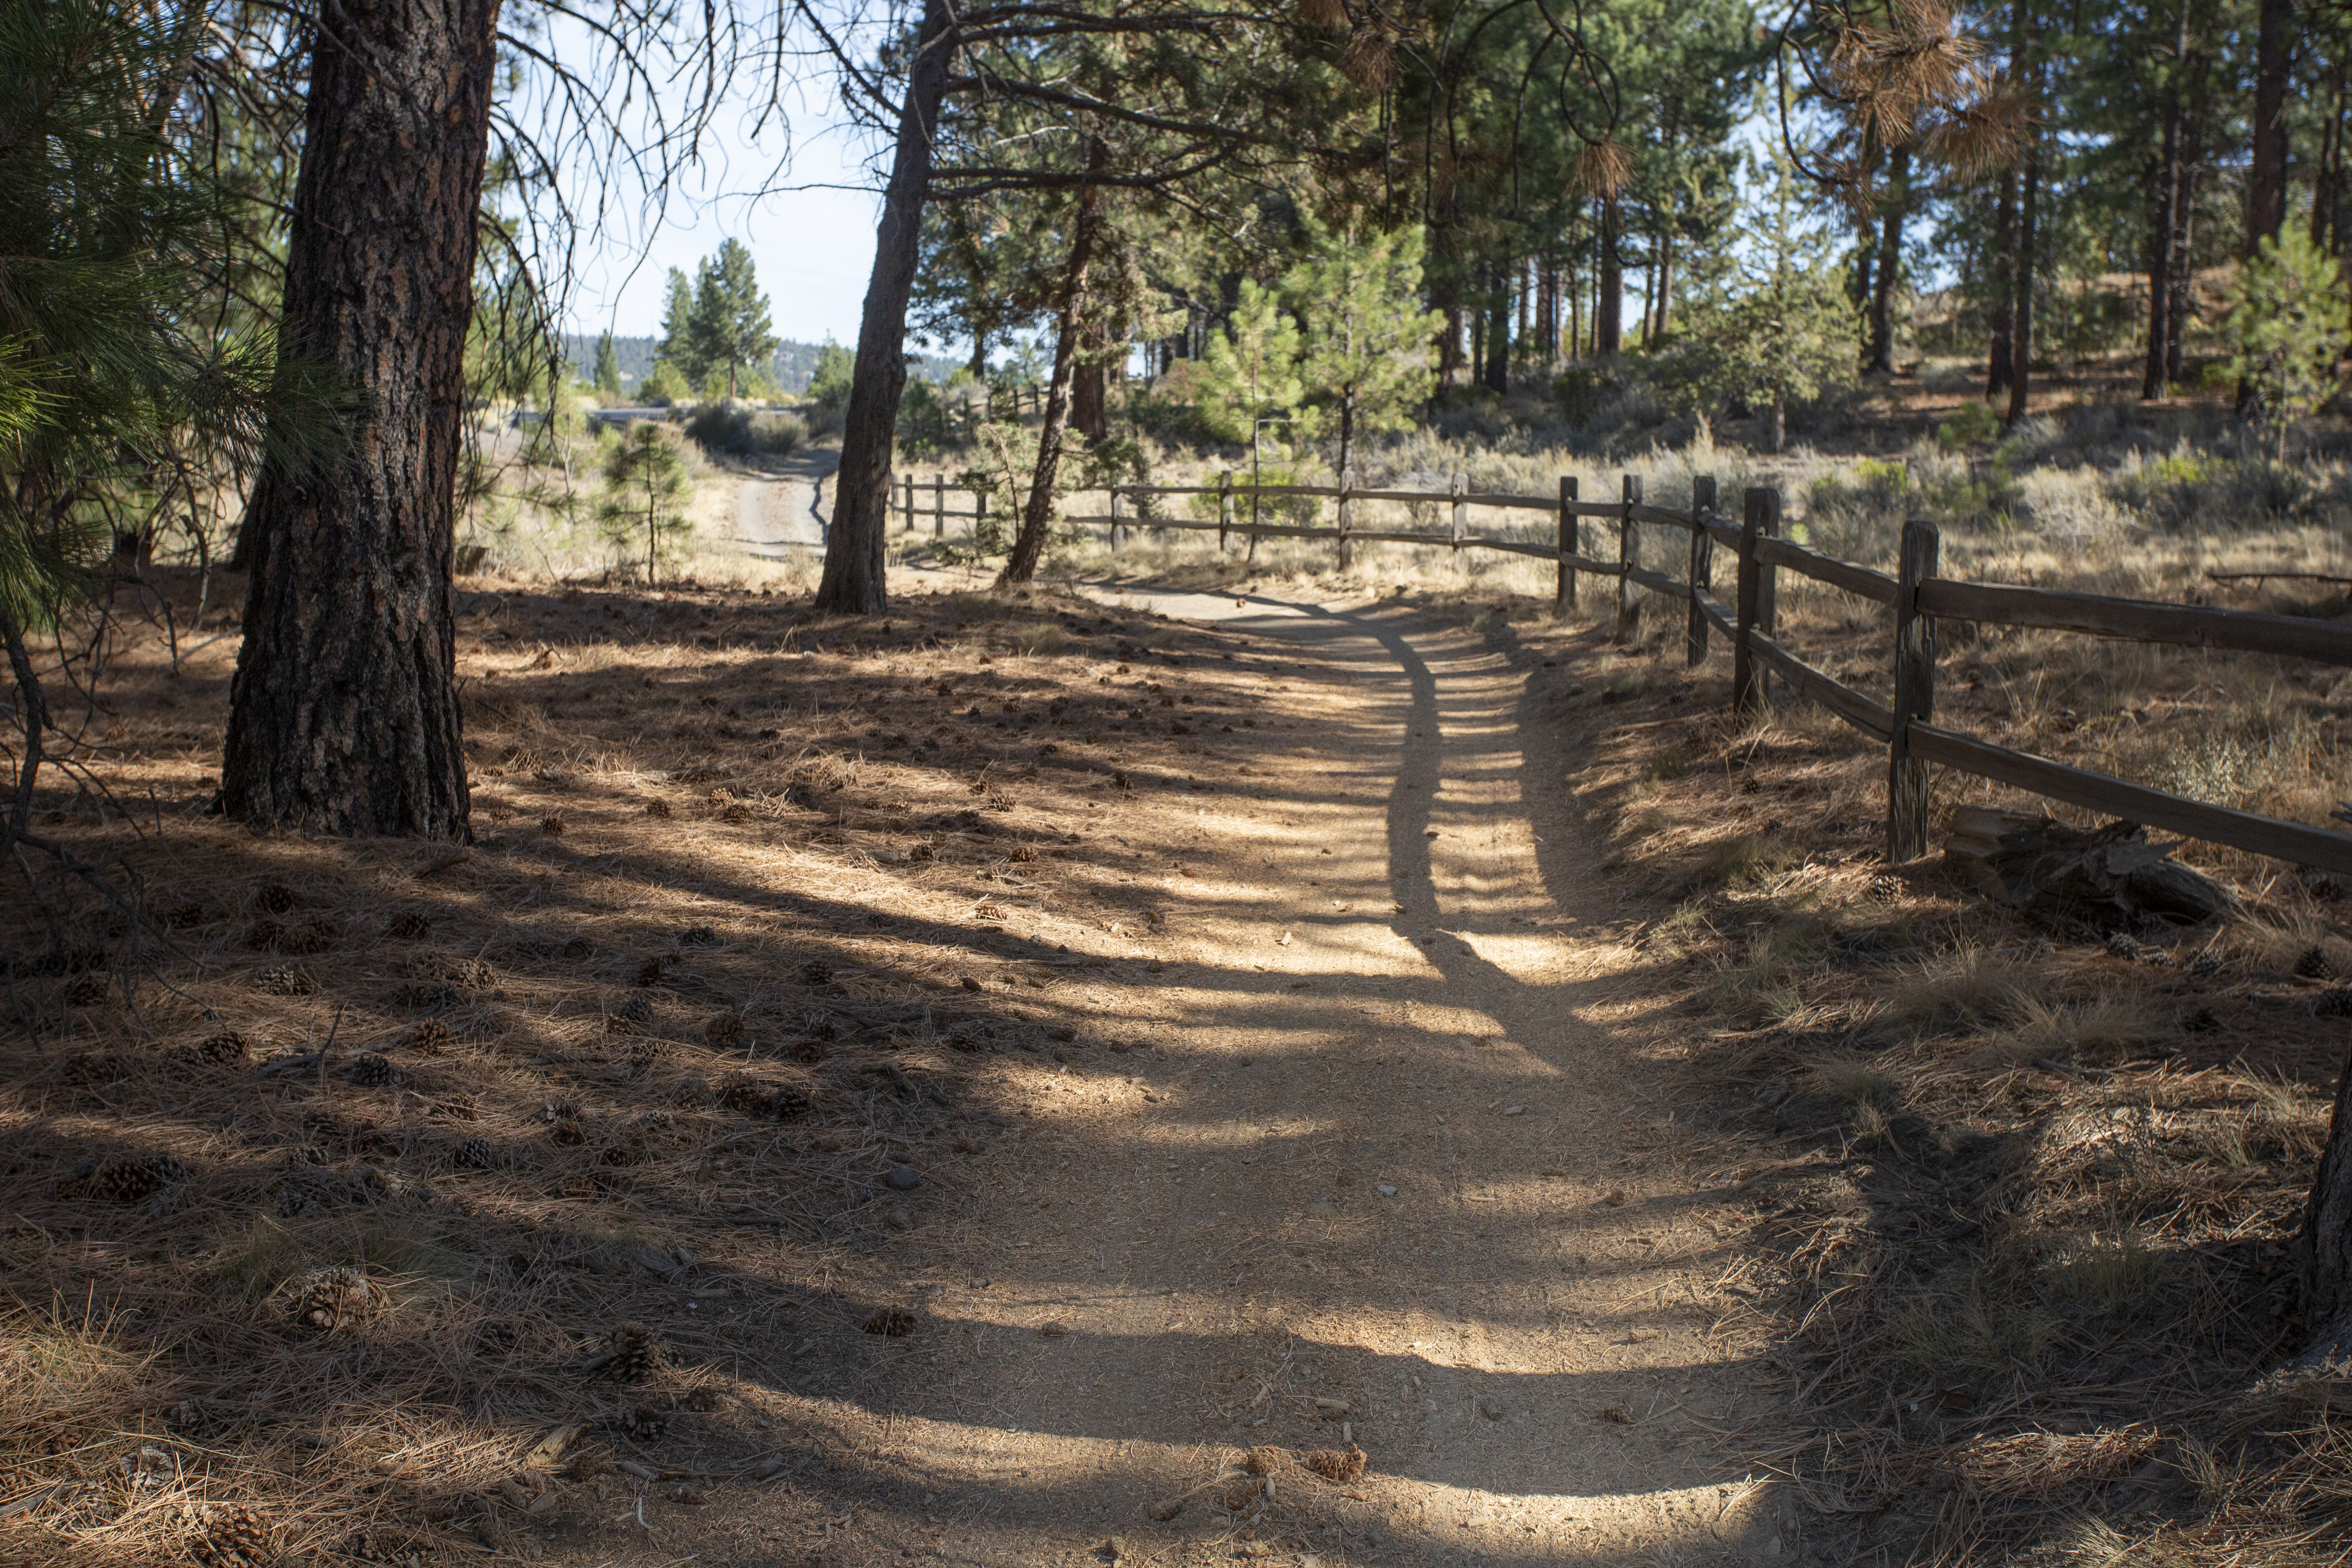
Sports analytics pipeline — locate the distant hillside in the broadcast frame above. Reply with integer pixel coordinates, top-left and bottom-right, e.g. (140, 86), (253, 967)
(562, 334), (960, 395)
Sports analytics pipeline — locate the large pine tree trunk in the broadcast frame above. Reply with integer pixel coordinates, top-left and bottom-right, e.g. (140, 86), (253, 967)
(1596, 196), (1624, 355)
(1986, 169), (2017, 399)
(1071, 318), (1108, 443)
(220, 0), (499, 838)
(813, 0), (957, 615)
(2143, 87), (2182, 399)
(2249, 0), (2294, 252)
(2302, 1045), (2352, 1352)
(2240, 0), (2294, 419)
(2007, 132), (2040, 424)
(1866, 146), (1908, 375)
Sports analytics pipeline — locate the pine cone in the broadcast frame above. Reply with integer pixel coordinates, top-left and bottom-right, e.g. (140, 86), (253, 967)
(386, 910), (432, 940)
(539, 814), (566, 837)
(60, 1051), (131, 1086)
(89, 1152), (188, 1202)
(704, 1013), (747, 1049)
(613, 1403), (666, 1443)
(2296, 944), (2331, 980)
(599, 1141), (641, 1167)
(406, 1019), (452, 1054)
(619, 992), (655, 1027)
(164, 901), (211, 929)
(642, 797), (673, 818)
(280, 915), (343, 955)
(717, 1075), (810, 1121)
(680, 924), (720, 948)
(255, 882), (297, 914)
(860, 1307), (918, 1337)
(189, 1031), (249, 1064)
(253, 965), (313, 996)
(188, 1504), (274, 1568)
(345, 1053), (397, 1088)
(401, 953), (494, 989)
(800, 960), (833, 985)
(290, 1265), (375, 1331)
(590, 1322), (660, 1382)
(634, 956), (669, 988)
(454, 1135), (499, 1169)
(1301, 1445), (1368, 1484)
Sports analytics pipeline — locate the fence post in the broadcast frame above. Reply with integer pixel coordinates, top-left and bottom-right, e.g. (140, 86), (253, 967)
(1110, 486), (1123, 552)
(1686, 476), (1715, 666)
(904, 472), (916, 533)
(1889, 518), (1940, 862)
(973, 488), (987, 541)
(1557, 475), (1578, 613)
(932, 473), (944, 537)
(1450, 472), (1466, 565)
(1337, 468), (1354, 570)
(1218, 470), (1233, 552)
(1733, 487), (1780, 713)
(1614, 474), (1642, 641)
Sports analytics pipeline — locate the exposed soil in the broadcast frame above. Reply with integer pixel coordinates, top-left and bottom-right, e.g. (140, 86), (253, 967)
(2, 569), (1792, 1568)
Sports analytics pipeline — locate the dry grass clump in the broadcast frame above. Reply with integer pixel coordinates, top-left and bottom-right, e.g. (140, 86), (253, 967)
(0, 568), (1276, 1564)
(1522, 564), (2352, 1565)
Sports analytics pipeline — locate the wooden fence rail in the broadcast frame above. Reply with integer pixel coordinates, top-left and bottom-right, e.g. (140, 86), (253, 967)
(881, 464), (2352, 876)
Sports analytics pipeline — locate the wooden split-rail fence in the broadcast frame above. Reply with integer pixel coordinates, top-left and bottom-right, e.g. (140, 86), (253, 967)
(886, 466), (2352, 878)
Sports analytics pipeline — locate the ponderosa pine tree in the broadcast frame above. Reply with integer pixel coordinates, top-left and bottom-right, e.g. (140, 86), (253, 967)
(221, 0), (500, 838)
(690, 239), (777, 401)
(1285, 222), (1443, 479)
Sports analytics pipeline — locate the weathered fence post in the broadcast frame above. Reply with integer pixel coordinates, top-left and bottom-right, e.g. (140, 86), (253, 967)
(1110, 486), (1124, 552)
(1733, 486), (1780, 713)
(1450, 472), (1467, 568)
(973, 488), (987, 541)
(1614, 474), (1642, 641)
(1889, 518), (1940, 862)
(1337, 468), (1354, 570)
(1557, 475), (1578, 613)
(1218, 471), (1233, 553)
(1686, 476), (1715, 666)
(932, 473), (944, 538)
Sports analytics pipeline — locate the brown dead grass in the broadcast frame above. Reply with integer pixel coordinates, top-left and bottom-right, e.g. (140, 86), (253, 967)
(1480, 560), (2352, 1565)
(0, 566), (1276, 1565)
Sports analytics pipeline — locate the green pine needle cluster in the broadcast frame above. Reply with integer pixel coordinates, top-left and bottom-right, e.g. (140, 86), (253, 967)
(0, 0), (344, 634)
(2226, 223), (2350, 458)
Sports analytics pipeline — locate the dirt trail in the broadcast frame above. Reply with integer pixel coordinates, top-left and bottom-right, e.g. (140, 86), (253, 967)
(731, 447), (839, 556)
(628, 586), (1785, 1567)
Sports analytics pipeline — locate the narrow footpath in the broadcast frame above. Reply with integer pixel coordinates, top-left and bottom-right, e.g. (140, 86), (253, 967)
(612, 586), (1787, 1568)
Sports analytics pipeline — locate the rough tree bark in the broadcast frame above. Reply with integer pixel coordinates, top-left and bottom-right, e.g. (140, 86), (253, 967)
(1866, 145), (1909, 376)
(998, 140), (1103, 587)
(1596, 196), (1624, 356)
(2249, 0), (2294, 253)
(2000, 0), (2037, 422)
(2239, 0), (2294, 418)
(2143, 70), (2184, 399)
(1986, 168), (2017, 399)
(2303, 1050), (2352, 1352)
(1071, 317), (1108, 443)
(220, 0), (500, 838)
(2006, 129), (2040, 424)
(813, 0), (958, 615)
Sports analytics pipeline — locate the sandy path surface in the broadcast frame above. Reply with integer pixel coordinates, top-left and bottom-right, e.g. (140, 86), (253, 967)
(581, 585), (1787, 1567)
(731, 447), (839, 556)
